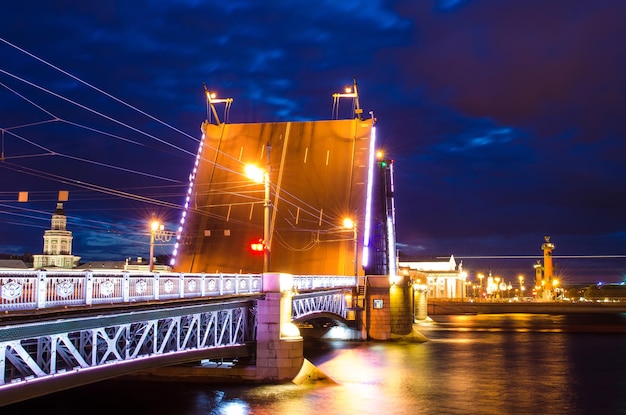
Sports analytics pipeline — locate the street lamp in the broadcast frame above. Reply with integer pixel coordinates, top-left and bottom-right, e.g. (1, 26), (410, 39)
(477, 273), (484, 301)
(343, 218), (358, 277)
(553, 279), (560, 300)
(149, 220), (161, 272)
(245, 164), (271, 273)
(518, 275), (524, 298)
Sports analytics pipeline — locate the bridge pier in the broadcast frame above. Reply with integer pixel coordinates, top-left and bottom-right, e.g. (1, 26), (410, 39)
(256, 273), (304, 382)
(414, 284), (429, 321)
(363, 274), (421, 340)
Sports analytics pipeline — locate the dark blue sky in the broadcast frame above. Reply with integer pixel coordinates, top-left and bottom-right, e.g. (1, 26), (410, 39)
(1, 0), (626, 283)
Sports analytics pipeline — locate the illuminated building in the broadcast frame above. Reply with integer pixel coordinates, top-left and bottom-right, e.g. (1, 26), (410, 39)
(32, 203), (81, 269)
(398, 255), (464, 299)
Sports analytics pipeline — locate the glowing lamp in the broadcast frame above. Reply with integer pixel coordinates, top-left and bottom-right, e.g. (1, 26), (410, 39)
(249, 239), (264, 253)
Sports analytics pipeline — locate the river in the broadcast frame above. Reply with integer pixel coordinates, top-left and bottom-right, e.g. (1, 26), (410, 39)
(5, 313), (626, 414)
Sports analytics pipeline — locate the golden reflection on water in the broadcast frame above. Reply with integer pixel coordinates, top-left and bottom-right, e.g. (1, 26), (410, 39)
(276, 314), (588, 415)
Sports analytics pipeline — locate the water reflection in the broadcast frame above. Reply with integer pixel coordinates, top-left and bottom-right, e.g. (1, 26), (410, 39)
(5, 314), (626, 415)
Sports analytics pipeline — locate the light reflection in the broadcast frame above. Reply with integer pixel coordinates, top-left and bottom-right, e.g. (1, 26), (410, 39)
(6, 315), (607, 415)
(218, 399), (250, 415)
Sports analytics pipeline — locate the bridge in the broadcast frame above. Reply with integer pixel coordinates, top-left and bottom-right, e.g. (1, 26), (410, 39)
(0, 269), (422, 406)
(0, 90), (425, 406)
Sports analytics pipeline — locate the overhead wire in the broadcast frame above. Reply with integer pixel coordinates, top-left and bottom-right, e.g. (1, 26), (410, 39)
(0, 68), (198, 159)
(0, 39), (359, 257)
(0, 37), (198, 143)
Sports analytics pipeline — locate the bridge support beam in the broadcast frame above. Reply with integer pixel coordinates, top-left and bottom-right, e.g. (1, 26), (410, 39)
(256, 273), (304, 382)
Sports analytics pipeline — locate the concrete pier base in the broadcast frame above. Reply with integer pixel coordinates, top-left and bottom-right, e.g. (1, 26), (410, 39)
(255, 274), (304, 382)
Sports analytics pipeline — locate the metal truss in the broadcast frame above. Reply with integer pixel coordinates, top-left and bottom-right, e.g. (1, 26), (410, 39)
(0, 301), (257, 390)
(291, 289), (349, 320)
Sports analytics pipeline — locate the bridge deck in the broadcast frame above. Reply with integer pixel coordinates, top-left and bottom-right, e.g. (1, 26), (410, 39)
(173, 118), (373, 275)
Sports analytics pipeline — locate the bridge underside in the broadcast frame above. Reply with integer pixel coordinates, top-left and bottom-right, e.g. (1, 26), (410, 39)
(173, 118), (373, 275)
(0, 301), (256, 406)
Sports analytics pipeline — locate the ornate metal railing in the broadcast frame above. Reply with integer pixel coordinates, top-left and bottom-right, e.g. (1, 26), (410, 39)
(292, 275), (357, 291)
(0, 270), (263, 311)
(0, 270), (357, 312)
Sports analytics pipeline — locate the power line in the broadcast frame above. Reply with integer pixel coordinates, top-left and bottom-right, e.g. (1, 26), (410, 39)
(450, 255), (626, 259)
(0, 37), (199, 143)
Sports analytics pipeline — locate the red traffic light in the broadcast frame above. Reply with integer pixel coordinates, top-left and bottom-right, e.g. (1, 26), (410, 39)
(249, 239), (264, 253)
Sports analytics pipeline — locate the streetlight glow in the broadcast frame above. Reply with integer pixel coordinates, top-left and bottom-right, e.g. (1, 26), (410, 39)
(245, 164), (271, 272)
(244, 164), (265, 183)
(343, 217), (358, 277)
(149, 220), (163, 272)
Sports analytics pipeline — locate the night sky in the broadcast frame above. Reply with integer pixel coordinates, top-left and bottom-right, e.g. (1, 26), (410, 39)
(1, 0), (626, 284)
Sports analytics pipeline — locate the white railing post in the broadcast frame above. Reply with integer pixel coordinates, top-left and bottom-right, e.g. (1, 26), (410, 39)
(122, 272), (130, 302)
(179, 274), (185, 299)
(200, 274), (206, 297)
(85, 271), (94, 306)
(36, 270), (47, 309)
(154, 274), (160, 300)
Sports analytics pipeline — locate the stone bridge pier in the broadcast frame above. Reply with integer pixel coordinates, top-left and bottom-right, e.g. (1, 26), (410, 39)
(363, 274), (421, 340)
(256, 273), (304, 382)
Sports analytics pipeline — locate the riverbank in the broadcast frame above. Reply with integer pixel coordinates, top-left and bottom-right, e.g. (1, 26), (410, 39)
(427, 299), (626, 315)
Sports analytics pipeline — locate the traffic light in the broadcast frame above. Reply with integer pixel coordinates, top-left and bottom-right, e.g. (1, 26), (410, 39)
(249, 239), (264, 253)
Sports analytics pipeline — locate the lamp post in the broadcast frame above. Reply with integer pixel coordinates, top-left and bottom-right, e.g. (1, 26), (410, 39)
(494, 276), (501, 300)
(343, 218), (358, 277)
(553, 279), (559, 301)
(518, 275), (524, 299)
(245, 164), (271, 273)
(460, 271), (467, 301)
(149, 220), (161, 272)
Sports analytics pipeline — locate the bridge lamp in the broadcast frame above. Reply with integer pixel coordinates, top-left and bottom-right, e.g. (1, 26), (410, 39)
(149, 220), (162, 272)
(245, 164), (271, 273)
(343, 218), (358, 277)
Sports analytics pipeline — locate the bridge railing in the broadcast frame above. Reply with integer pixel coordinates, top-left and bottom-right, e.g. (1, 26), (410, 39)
(0, 270), (357, 312)
(0, 269), (263, 311)
(292, 275), (357, 291)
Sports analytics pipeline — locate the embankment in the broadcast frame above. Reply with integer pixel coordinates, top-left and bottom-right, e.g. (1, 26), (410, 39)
(427, 300), (626, 315)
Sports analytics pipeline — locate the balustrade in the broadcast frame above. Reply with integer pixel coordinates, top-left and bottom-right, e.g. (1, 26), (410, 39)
(0, 270), (263, 311)
(0, 270), (357, 312)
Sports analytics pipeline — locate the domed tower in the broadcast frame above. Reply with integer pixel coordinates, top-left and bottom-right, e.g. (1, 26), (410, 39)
(32, 203), (81, 268)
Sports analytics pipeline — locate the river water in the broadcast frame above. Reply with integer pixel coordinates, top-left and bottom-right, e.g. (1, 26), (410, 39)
(5, 313), (626, 414)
